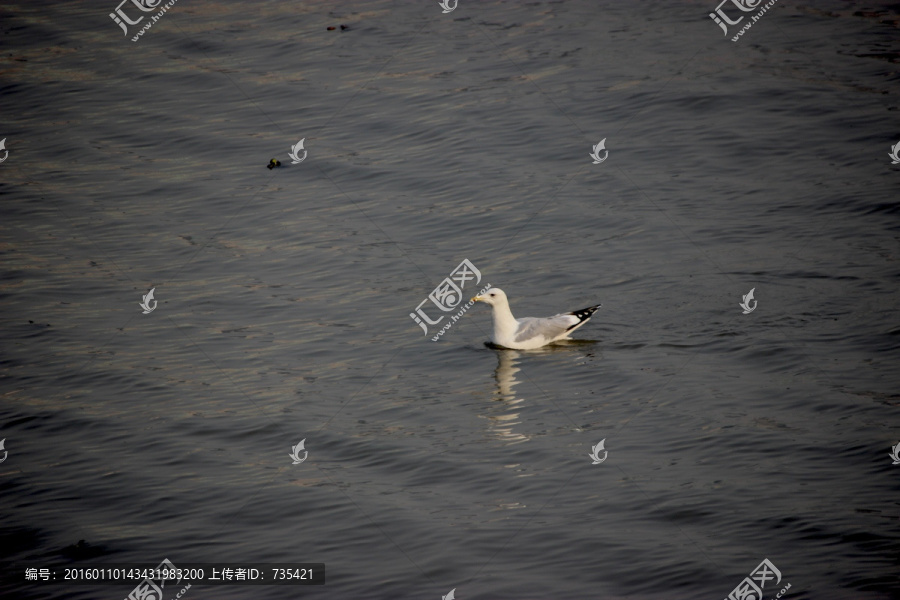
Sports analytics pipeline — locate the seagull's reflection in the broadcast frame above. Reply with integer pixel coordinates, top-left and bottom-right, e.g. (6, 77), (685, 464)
(494, 348), (521, 401)
(484, 348), (530, 445)
(482, 341), (600, 445)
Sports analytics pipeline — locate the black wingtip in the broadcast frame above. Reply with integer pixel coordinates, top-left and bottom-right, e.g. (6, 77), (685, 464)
(569, 304), (602, 323)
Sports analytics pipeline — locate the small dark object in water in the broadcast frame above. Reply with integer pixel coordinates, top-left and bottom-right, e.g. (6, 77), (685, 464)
(327, 26), (335, 30)
(61, 539), (106, 560)
(267, 159), (281, 169)
(341, 25), (348, 30)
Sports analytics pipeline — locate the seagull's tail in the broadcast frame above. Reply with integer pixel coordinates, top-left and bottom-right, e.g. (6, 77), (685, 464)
(565, 304), (602, 332)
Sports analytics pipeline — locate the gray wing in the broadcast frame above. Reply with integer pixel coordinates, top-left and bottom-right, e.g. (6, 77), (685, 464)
(514, 314), (579, 343)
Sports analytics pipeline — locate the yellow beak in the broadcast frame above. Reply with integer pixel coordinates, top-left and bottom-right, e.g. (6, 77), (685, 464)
(471, 295), (483, 302)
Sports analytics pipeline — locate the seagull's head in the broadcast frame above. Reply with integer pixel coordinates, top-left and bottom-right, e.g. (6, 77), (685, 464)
(472, 288), (507, 307)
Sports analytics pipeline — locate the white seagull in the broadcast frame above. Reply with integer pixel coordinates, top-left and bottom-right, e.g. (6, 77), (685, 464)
(471, 288), (601, 350)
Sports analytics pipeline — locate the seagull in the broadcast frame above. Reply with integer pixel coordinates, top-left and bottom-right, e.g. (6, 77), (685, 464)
(471, 288), (601, 350)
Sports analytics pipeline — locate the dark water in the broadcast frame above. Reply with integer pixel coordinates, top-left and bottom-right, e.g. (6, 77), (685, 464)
(1, 0), (899, 598)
